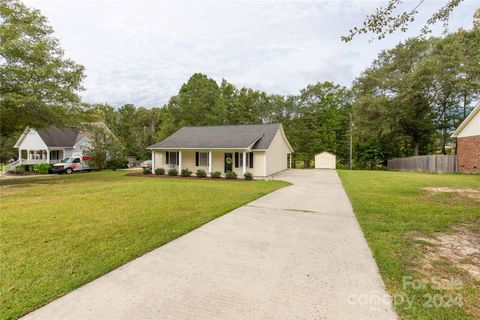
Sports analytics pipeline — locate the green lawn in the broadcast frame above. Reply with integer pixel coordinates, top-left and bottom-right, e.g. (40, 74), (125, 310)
(0, 171), (289, 320)
(338, 170), (480, 320)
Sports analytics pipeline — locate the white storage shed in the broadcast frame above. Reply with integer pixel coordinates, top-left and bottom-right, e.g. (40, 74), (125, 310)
(315, 152), (336, 169)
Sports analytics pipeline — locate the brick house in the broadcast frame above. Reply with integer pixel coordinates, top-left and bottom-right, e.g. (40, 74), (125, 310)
(452, 103), (480, 173)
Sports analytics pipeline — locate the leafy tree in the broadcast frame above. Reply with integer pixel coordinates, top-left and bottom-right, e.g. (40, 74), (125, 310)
(355, 142), (384, 169)
(285, 82), (351, 167)
(428, 28), (480, 153)
(166, 73), (221, 128)
(161, 74), (268, 135)
(85, 103), (161, 160)
(84, 123), (124, 170)
(224, 86), (267, 125)
(0, 0), (85, 137)
(342, 0), (471, 42)
(353, 28), (480, 159)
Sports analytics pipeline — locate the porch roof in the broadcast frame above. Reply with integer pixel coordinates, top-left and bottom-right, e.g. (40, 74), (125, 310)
(148, 124), (281, 150)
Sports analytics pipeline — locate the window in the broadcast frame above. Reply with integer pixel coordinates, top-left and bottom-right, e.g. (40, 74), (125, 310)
(196, 152), (208, 166)
(50, 150), (62, 160)
(166, 151), (178, 165)
(235, 152), (254, 168)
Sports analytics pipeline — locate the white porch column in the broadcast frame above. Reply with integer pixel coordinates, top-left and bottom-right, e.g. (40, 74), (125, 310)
(208, 151), (212, 174)
(151, 150), (155, 170)
(46, 149), (50, 164)
(178, 151), (182, 172)
(242, 151), (247, 175)
(289, 153), (292, 168)
(18, 149), (22, 164)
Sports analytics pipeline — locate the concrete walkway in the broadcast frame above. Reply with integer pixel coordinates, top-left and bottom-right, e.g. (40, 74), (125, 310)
(23, 169), (396, 320)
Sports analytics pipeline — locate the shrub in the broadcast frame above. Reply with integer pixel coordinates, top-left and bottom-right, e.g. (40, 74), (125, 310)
(225, 171), (237, 179)
(34, 163), (51, 174)
(181, 168), (192, 177)
(210, 171), (222, 179)
(168, 168), (178, 176)
(155, 168), (165, 175)
(143, 168), (152, 174)
(244, 172), (253, 180)
(106, 158), (128, 169)
(196, 169), (207, 178)
(15, 166), (26, 174)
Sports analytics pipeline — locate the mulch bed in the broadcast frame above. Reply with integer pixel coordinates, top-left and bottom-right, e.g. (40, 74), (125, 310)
(125, 172), (254, 181)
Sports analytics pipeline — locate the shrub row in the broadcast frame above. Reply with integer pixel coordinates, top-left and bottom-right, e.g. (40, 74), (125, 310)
(144, 168), (253, 180)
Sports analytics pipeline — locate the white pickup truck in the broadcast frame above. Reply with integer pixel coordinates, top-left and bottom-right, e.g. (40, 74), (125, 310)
(52, 157), (93, 174)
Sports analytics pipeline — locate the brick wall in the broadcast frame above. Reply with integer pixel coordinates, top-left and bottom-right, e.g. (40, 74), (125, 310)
(457, 135), (480, 174)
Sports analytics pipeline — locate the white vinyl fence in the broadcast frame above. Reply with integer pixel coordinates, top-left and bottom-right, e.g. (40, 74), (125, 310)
(388, 155), (458, 173)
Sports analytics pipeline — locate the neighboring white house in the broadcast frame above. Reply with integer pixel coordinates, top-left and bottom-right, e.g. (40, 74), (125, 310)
(314, 152), (336, 169)
(148, 123), (294, 177)
(14, 126), (91, 165)
(11, 123), (113, 170)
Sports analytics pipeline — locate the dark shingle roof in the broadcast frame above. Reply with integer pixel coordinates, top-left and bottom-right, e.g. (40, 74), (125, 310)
(149, 124), (281, 149)
(37, 127), (87, 147)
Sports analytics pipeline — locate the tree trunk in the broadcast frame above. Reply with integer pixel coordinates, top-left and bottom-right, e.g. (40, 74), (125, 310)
(413, 142), (420, 156)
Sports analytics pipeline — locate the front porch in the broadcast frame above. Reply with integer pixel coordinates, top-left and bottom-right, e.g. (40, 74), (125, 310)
(151, 149), (264, 177)
(18, 149), (65, 165)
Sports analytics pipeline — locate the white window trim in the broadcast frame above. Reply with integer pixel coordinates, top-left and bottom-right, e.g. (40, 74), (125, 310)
(198, 152), (209, 166)
(238, 152), (251, 168)
(167, 151), (178, 166)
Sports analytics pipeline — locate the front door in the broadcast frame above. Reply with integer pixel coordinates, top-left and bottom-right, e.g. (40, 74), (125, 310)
(224, 153), (233, 173)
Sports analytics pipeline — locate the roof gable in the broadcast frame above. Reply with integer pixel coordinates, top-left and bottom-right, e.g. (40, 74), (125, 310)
(149, 124), (282, 150)
(14, 129), (48, 149)
(452, 102), (480, 138)
(15, 127), (88, 148)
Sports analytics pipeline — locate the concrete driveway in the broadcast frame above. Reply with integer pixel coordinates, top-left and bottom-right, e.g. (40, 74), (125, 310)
(23, 169), (396, 320)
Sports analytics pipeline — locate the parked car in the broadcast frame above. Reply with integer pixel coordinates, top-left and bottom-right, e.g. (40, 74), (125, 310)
(139, 160), (152, 169)
(52, 157), (92, 174)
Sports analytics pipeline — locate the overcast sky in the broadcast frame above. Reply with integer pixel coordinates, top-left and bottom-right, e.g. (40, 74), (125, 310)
(25, 0), (478, 108)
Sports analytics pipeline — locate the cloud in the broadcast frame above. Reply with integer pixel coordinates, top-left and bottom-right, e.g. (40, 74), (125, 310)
(24, 0), (478, 107)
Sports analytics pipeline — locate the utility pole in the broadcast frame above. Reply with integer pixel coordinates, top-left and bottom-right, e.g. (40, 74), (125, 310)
(349, 112), (353, 170)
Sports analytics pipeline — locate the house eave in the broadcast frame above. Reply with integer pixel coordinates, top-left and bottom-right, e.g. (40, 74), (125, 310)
(14, 127), (30, 148)
(452, 102), (480, 138)
(147, 147), (253, 151)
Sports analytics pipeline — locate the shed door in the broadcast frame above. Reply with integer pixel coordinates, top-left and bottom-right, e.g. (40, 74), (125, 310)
(319, 156), (330, 168)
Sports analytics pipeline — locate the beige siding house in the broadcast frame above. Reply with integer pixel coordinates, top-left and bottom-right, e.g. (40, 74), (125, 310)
(148, 124), (293, 178)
